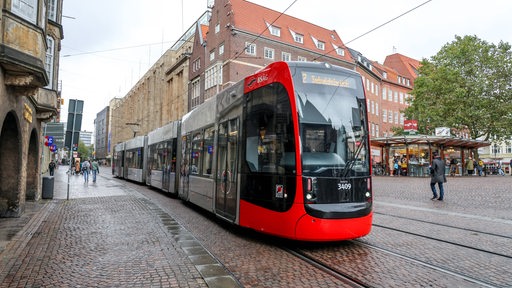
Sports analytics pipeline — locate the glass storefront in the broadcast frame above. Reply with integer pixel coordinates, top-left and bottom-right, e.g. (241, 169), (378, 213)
(371, 135), (490, 177)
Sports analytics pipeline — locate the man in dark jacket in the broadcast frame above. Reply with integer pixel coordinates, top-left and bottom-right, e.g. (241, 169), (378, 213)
(430, 151), (447, 201)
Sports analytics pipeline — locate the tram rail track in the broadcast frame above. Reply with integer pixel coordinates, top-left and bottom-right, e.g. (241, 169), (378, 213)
(284, 240), (501, 288)
(352, 240), (500, 288)
(282, 247), (370, 288)
(374, 211), (512, 240)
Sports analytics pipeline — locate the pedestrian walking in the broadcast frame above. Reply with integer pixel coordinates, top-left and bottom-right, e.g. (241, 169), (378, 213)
(466, 157), (474, 176)
(430, 151), (447, 201)
(82, 159), (91, 183)
(477, 159), (484, 176)
(497, 161), (505, 176)
(91, 159), (100, 182)
(48, 160), (56, 176)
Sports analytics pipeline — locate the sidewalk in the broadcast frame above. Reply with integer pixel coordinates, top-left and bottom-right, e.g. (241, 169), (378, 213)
(0, 167), (239, 287)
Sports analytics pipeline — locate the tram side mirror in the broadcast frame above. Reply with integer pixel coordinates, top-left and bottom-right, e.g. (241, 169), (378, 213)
(352, 107), (362, 131)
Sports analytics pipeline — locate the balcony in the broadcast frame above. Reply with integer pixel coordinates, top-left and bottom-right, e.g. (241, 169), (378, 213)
(0, 11), (58, 120)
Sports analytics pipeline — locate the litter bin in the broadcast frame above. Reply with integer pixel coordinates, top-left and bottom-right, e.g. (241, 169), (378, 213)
(42, 176), (54, 199)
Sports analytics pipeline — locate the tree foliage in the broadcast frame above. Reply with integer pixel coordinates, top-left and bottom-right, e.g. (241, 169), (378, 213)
(77, 140), (93, 160)
(404, 35), (512, 141)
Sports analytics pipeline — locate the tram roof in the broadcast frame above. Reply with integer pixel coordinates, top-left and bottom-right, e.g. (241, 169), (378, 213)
(370, 134), (490, 149)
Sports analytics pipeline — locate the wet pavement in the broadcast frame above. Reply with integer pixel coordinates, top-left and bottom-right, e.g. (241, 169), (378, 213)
(0, 167), (240, 287)
(1, 167), (511, 287)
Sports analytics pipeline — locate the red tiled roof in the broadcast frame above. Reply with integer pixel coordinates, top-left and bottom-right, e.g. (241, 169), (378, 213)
(200, 24), (209, 43)
(229, 0), (352, 62)
(383, 53), (421, 80)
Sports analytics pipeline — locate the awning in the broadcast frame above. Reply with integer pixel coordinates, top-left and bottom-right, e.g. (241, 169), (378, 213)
(370, 134), (490, 149)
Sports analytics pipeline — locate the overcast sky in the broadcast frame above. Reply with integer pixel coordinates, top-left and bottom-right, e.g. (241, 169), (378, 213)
(59, 0), (512, 132)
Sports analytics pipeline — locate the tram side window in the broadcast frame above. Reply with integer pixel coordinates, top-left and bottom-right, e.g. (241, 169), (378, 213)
(202, 126), (215, 176)
(191, 132), (202, 175)
(245, 83), (295, 174)
(126, 149), (142, 169)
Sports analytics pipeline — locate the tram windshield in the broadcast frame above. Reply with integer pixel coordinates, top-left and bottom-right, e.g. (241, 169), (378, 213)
(292, 66), (369, 177)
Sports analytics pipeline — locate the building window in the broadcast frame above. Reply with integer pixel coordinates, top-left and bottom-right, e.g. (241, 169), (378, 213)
(388, 110), (393, 123)
(297, 56), (307, 62)
(11, 0), (37, 24)
(317, 41), (325, 50)
(210, 49), (215, 61)
(215, 23), (220, 34)
(205, 63), (223, 90)
(394, 112), (399, 124)
(48, 0), (57, 21)
(394, 91), (398, 102)
(376, 124), (379, 137)
(399, 92), (404, 104)
(193, 58), (201, 73)
(382, 109), (387, 123)
(281, 52), (291, 61)
(332, 44), (345, 56)
(245, 42), (256, 55)
(45, 36), (54, 89)
(191, 78), (200, 109)
(375, 103), (379, 116)
(311, 36), (325, 50)
(264, 47), (274, 60)
(289, 29), (304, 44)
(266, 22), (281, 37)
(382, 71), (387, 79)
(219, 43), (224, 55)
(382, 87), (387, 100)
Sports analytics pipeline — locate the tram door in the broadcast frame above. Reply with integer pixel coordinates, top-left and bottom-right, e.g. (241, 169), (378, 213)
(215, 119), (239, 221)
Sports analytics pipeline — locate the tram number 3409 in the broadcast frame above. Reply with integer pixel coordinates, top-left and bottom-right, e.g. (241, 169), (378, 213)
(338, 181), (352, 191)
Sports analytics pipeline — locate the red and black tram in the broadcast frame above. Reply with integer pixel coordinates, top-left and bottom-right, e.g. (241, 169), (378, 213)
(116, 61), (372, 241)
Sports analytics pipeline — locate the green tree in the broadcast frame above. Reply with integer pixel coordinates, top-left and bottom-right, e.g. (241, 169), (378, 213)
(404, 35), (512, 141)
(77, 140), (93, 160)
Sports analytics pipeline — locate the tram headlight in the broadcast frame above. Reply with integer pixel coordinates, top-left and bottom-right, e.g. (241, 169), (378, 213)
(365, 191), (371, 198)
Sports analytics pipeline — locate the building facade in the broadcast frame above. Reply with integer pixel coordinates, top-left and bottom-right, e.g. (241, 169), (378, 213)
(79, 130), (93, 147)
(109, 12), (209, 147)
(0, 0), (64, 217)
(94, 106), (109, 161)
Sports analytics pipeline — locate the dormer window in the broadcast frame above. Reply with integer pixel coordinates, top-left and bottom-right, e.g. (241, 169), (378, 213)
(334, 46), (344, 56)
(311, 36), (325, 50)
(289, 29), (304, 44)
(266, 22), (281, 37)
(382, 72), (387, 79)
(317, 41), (325, 50)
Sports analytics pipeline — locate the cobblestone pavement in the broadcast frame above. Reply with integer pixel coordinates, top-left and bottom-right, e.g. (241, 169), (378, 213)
(0, 167), (239, 287)
(1, 167), (511, 287)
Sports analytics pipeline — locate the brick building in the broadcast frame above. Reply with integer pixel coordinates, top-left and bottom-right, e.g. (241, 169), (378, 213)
(0, 0), (64, 217)
(189, 0), (354, 109)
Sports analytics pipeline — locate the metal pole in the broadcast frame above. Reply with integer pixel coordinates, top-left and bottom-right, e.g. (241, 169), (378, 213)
(67, 100), (78, 201)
